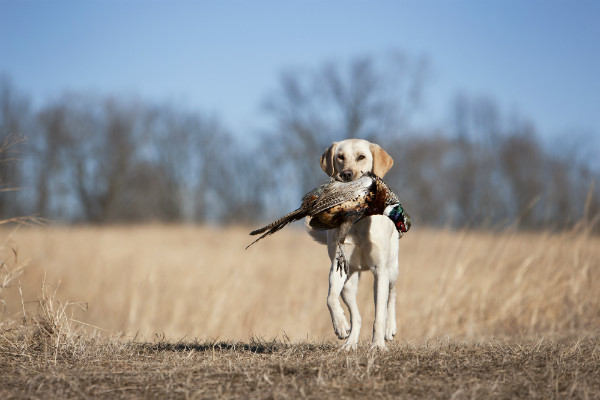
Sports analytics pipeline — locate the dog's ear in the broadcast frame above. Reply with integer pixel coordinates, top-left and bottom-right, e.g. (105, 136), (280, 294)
(370, 143), (394, 177)
(320, 142), (338, 176)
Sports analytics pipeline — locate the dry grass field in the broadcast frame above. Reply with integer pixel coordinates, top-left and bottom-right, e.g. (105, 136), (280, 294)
(1, 223), (600, 398)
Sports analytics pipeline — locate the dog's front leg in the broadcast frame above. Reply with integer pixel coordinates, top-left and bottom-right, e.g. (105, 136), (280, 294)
(340, 271), (361, 350)
(371, 267), (390, 349)
(327, 256), (350, 340)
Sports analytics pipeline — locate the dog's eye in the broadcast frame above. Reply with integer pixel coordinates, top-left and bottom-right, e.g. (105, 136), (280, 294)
(357, 154), (366, 161)
(337, 154), (345, 161)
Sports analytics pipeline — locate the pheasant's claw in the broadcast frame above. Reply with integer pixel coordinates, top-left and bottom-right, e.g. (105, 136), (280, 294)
(336, 256), (347, 277)
(336, 245), (349, 277)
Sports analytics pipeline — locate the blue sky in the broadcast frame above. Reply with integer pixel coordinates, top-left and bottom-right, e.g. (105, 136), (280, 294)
(1, 1), (599, 144)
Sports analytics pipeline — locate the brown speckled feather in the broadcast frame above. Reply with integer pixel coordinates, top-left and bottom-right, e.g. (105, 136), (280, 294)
(304, 177), (375, 216)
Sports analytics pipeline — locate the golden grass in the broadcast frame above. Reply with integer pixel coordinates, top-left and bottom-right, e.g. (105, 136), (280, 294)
(1, 224), (600, 399)
(1, 224), (598, 343)
(3, 336), (600, 399)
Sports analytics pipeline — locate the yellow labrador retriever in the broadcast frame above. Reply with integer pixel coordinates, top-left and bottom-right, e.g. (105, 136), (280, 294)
(310, 139), (399, 350)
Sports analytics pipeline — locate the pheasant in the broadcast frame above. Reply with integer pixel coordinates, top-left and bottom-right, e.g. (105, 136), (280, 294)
(246, 172), (411, 275)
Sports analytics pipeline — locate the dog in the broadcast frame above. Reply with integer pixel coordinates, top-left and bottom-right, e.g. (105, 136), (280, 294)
(309, 139), (400, 350)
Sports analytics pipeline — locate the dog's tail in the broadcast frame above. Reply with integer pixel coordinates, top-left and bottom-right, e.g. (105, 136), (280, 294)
(246, 208), (308, 249)
(304, 217), (328, 245)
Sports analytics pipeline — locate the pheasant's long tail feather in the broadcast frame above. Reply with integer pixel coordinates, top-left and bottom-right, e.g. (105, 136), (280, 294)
(246, 208), (307, 249)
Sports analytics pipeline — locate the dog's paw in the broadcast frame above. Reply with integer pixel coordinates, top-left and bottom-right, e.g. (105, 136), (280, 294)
(334, 323), (350, 339)
(369, 341), (388, 352)
(332, 314), (350, 339)
(340, 340), (358, 351)
(385, 324), (396, 341)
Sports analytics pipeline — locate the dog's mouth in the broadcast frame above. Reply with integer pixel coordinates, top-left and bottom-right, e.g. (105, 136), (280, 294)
(336, 170), (367, 182)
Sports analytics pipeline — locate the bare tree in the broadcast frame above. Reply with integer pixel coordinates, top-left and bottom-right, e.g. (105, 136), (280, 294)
(141, 105), (240, 223)
(35, 95), (143, 222)
(208, 138), (275, 224)
(447, 95), (509, 227)
(0, 77), (30, 218)
(34, 101), (69, 218)
(499, 126), (545, 228)
(384, 135), (453, 226)
(262, 52), (430, 204)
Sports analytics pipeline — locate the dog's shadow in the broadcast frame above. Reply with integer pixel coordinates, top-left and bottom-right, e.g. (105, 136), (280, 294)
(136, 338), (337, 355)
(144, 341), (277, 354)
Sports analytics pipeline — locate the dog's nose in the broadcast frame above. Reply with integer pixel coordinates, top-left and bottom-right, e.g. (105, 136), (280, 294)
(340, 170), (353, 181)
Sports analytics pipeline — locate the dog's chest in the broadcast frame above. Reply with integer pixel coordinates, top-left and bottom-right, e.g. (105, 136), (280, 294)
(327, 216), (395, 270)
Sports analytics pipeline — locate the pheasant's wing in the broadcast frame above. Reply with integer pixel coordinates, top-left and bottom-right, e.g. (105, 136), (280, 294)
(307, 176), (374, 216)
(371, 173), (400, 204)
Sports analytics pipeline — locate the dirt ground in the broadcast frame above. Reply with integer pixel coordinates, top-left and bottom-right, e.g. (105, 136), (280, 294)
(2, 336), (599, 399)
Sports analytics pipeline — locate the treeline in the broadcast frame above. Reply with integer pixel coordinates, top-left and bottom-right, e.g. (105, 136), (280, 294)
(0, 84), (264, 224)
(1, 54), (598, 230)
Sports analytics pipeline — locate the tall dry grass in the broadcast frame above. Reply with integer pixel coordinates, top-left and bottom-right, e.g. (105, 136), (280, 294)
(0, 223), (598, 343)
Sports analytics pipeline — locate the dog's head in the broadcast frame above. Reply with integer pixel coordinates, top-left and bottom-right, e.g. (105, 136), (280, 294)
(320, 139), (394, 182)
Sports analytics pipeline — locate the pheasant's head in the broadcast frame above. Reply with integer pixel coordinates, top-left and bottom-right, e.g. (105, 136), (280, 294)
(383, 204), (411, 233)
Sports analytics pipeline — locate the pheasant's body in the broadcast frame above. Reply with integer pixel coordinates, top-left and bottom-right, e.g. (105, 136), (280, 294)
(304, 174), (399, 229)
(247, 173), (410, 273)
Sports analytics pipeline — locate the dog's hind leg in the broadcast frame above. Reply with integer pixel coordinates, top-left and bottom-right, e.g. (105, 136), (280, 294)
(385, 283), (397, 341)
(385, 242), (400, 341)
(371, 266), (390, 349)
